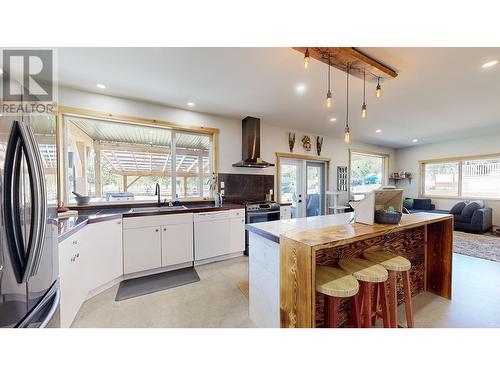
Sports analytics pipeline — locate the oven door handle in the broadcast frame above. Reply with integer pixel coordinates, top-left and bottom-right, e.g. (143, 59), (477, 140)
(246, 210), (281, 217)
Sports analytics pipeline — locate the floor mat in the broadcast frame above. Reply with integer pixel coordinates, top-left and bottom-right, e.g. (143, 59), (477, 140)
(115, 267), (200, 301)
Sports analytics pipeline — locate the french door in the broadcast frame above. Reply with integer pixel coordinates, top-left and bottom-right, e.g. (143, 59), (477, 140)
(279, 157), (326, 218)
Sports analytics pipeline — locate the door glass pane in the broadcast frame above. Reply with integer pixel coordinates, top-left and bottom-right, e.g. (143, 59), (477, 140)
(424, 162), (459, 197)
(280, 161), (299, 218)
(306, 163), (324, 217)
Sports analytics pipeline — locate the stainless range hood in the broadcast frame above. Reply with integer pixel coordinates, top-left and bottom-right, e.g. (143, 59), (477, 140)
(232, 116), (274, 168)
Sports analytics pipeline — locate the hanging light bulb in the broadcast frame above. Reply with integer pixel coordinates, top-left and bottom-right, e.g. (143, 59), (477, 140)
(344, 125), (351, 144)
(361, 69), (367, 118)
(325, 56), (332, 107)
(376, 76), (382, 98)
(344, 65), (351, 144)
(304, 47), (310, 69)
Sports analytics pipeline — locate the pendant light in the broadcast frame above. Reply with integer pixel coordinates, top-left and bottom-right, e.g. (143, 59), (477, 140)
(344, 65), (351, 144)
(304, 48), (310, 69)
(361, 69), (367, 118)
(376, 76), (382, 98)
(325, 56), (332, 108)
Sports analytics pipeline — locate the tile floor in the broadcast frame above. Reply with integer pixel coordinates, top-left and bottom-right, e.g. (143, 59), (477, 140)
(73, 253), (500, 328)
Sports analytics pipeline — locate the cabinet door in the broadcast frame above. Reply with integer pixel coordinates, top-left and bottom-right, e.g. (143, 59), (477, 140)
(161, 222), (193, 267)
(123, 226), (161, 274)
(85, 219), (123, 291)
(194, 218), (231, 260)
(59, 230), (88, 328)
(230, 217), (246, 253)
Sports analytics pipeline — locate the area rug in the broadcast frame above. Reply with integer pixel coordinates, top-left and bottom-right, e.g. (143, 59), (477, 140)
(453, 231), (500, 263)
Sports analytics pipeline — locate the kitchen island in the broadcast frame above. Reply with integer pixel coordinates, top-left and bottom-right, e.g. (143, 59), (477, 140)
(246, 212), (453, 328)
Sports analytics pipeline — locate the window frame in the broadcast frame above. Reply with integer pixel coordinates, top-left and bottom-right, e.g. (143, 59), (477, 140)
(348, 149), (389, 197)
(419, 153), (500, 200)
(56, 106), (219, 207)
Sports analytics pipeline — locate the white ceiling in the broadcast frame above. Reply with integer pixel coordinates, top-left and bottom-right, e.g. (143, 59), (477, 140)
(57, 47), (500, 149)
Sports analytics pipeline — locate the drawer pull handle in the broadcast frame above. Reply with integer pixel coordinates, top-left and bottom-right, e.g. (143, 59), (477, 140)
(163, 228), (167, 231)
(155, 229), (159, 232)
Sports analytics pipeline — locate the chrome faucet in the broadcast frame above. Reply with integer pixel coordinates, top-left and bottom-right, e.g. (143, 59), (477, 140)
(214, 191), (223, 207)
(155, 183), (161, 207)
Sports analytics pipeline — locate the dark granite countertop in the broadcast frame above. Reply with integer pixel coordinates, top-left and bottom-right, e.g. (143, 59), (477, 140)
(58, 203), (245, 242)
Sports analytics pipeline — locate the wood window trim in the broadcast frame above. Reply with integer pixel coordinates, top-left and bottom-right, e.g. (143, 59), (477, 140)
(419, 152), (500, 199)
(348, 149), (390, 198)
(275, 152), (331, 205)
(56, 106), (219, 207)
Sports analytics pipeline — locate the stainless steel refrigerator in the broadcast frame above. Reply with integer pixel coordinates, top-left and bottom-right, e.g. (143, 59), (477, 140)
(0, 113), (59, 328)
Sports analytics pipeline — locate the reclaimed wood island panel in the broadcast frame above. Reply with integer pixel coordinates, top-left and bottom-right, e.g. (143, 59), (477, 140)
(246, 212), (453, 328)
(279, 213), (453, 328)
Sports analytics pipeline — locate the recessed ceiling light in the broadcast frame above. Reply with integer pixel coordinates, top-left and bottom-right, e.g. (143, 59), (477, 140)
(376, 129), (382, 133)
(412, 139), (418, 143)
(329, 118), (337, 122)
(96, 83), (106, 89)
(296, 84), (306, 93)
(482, 60), (498, 68)
(187, 102), (195, 107)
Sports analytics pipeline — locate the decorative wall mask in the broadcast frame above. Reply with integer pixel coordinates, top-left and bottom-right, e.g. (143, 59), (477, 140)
(288, 132), (296, 152)
(316, 136), (323, 156)
(301, 135), (312, 151)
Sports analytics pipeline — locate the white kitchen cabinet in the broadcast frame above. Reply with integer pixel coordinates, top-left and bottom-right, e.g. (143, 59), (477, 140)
(123, 226), (162, 274)
(230, 216), (246, 253)
(85, 218), (123, 291)
(194, 211), (231, 260)
(280, 205), (292, 220)
(161, 216), (194, 267)
(123, 213), (194, 273)
(59, 228), (89, 328)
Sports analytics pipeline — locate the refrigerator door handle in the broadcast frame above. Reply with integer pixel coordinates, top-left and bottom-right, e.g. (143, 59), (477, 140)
(23, 123), (47, 277)
(3, 121), (42, 283)
(4, 122), (28, 283)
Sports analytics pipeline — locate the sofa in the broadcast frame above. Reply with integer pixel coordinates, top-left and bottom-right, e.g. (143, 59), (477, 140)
(403, 198), (445, 214)
(403, 198), (492, 233)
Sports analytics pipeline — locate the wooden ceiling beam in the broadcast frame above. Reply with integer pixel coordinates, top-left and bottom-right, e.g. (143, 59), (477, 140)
(293, 47), (398, 81)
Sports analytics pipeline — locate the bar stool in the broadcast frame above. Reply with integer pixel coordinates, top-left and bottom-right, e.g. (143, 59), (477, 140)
(338, 258), (390, 328)
(364, 250), (414, 328)
(315, 266), (361, 328)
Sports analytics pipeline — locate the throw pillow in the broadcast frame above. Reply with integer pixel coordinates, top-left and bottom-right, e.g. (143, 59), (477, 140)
(413, 198), (432, 210)
(403, 198), (414, 209)
(449, 201), (466, 215)
(460, 201), (482, 220)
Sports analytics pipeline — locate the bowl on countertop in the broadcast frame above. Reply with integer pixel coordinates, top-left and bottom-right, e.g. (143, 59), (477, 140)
(74, 195), (91, 205)
(375, 210), (402, 224)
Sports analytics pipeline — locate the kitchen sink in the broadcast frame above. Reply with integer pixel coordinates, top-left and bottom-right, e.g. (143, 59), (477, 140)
(130, 205), (188, 213)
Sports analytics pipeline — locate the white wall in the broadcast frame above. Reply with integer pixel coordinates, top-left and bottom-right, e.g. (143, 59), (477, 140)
(395, 134), (500, 225)
(59, 87), (395, 204)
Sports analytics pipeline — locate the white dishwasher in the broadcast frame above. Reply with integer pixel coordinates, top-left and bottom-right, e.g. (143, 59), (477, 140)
(194, 211), (232, 261)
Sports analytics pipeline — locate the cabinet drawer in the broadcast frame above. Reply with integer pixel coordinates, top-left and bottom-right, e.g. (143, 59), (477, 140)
(123, 212), (193, 229)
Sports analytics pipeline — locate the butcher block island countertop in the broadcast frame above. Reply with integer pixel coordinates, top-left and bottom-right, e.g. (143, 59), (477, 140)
(246, 212), (453, 328)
